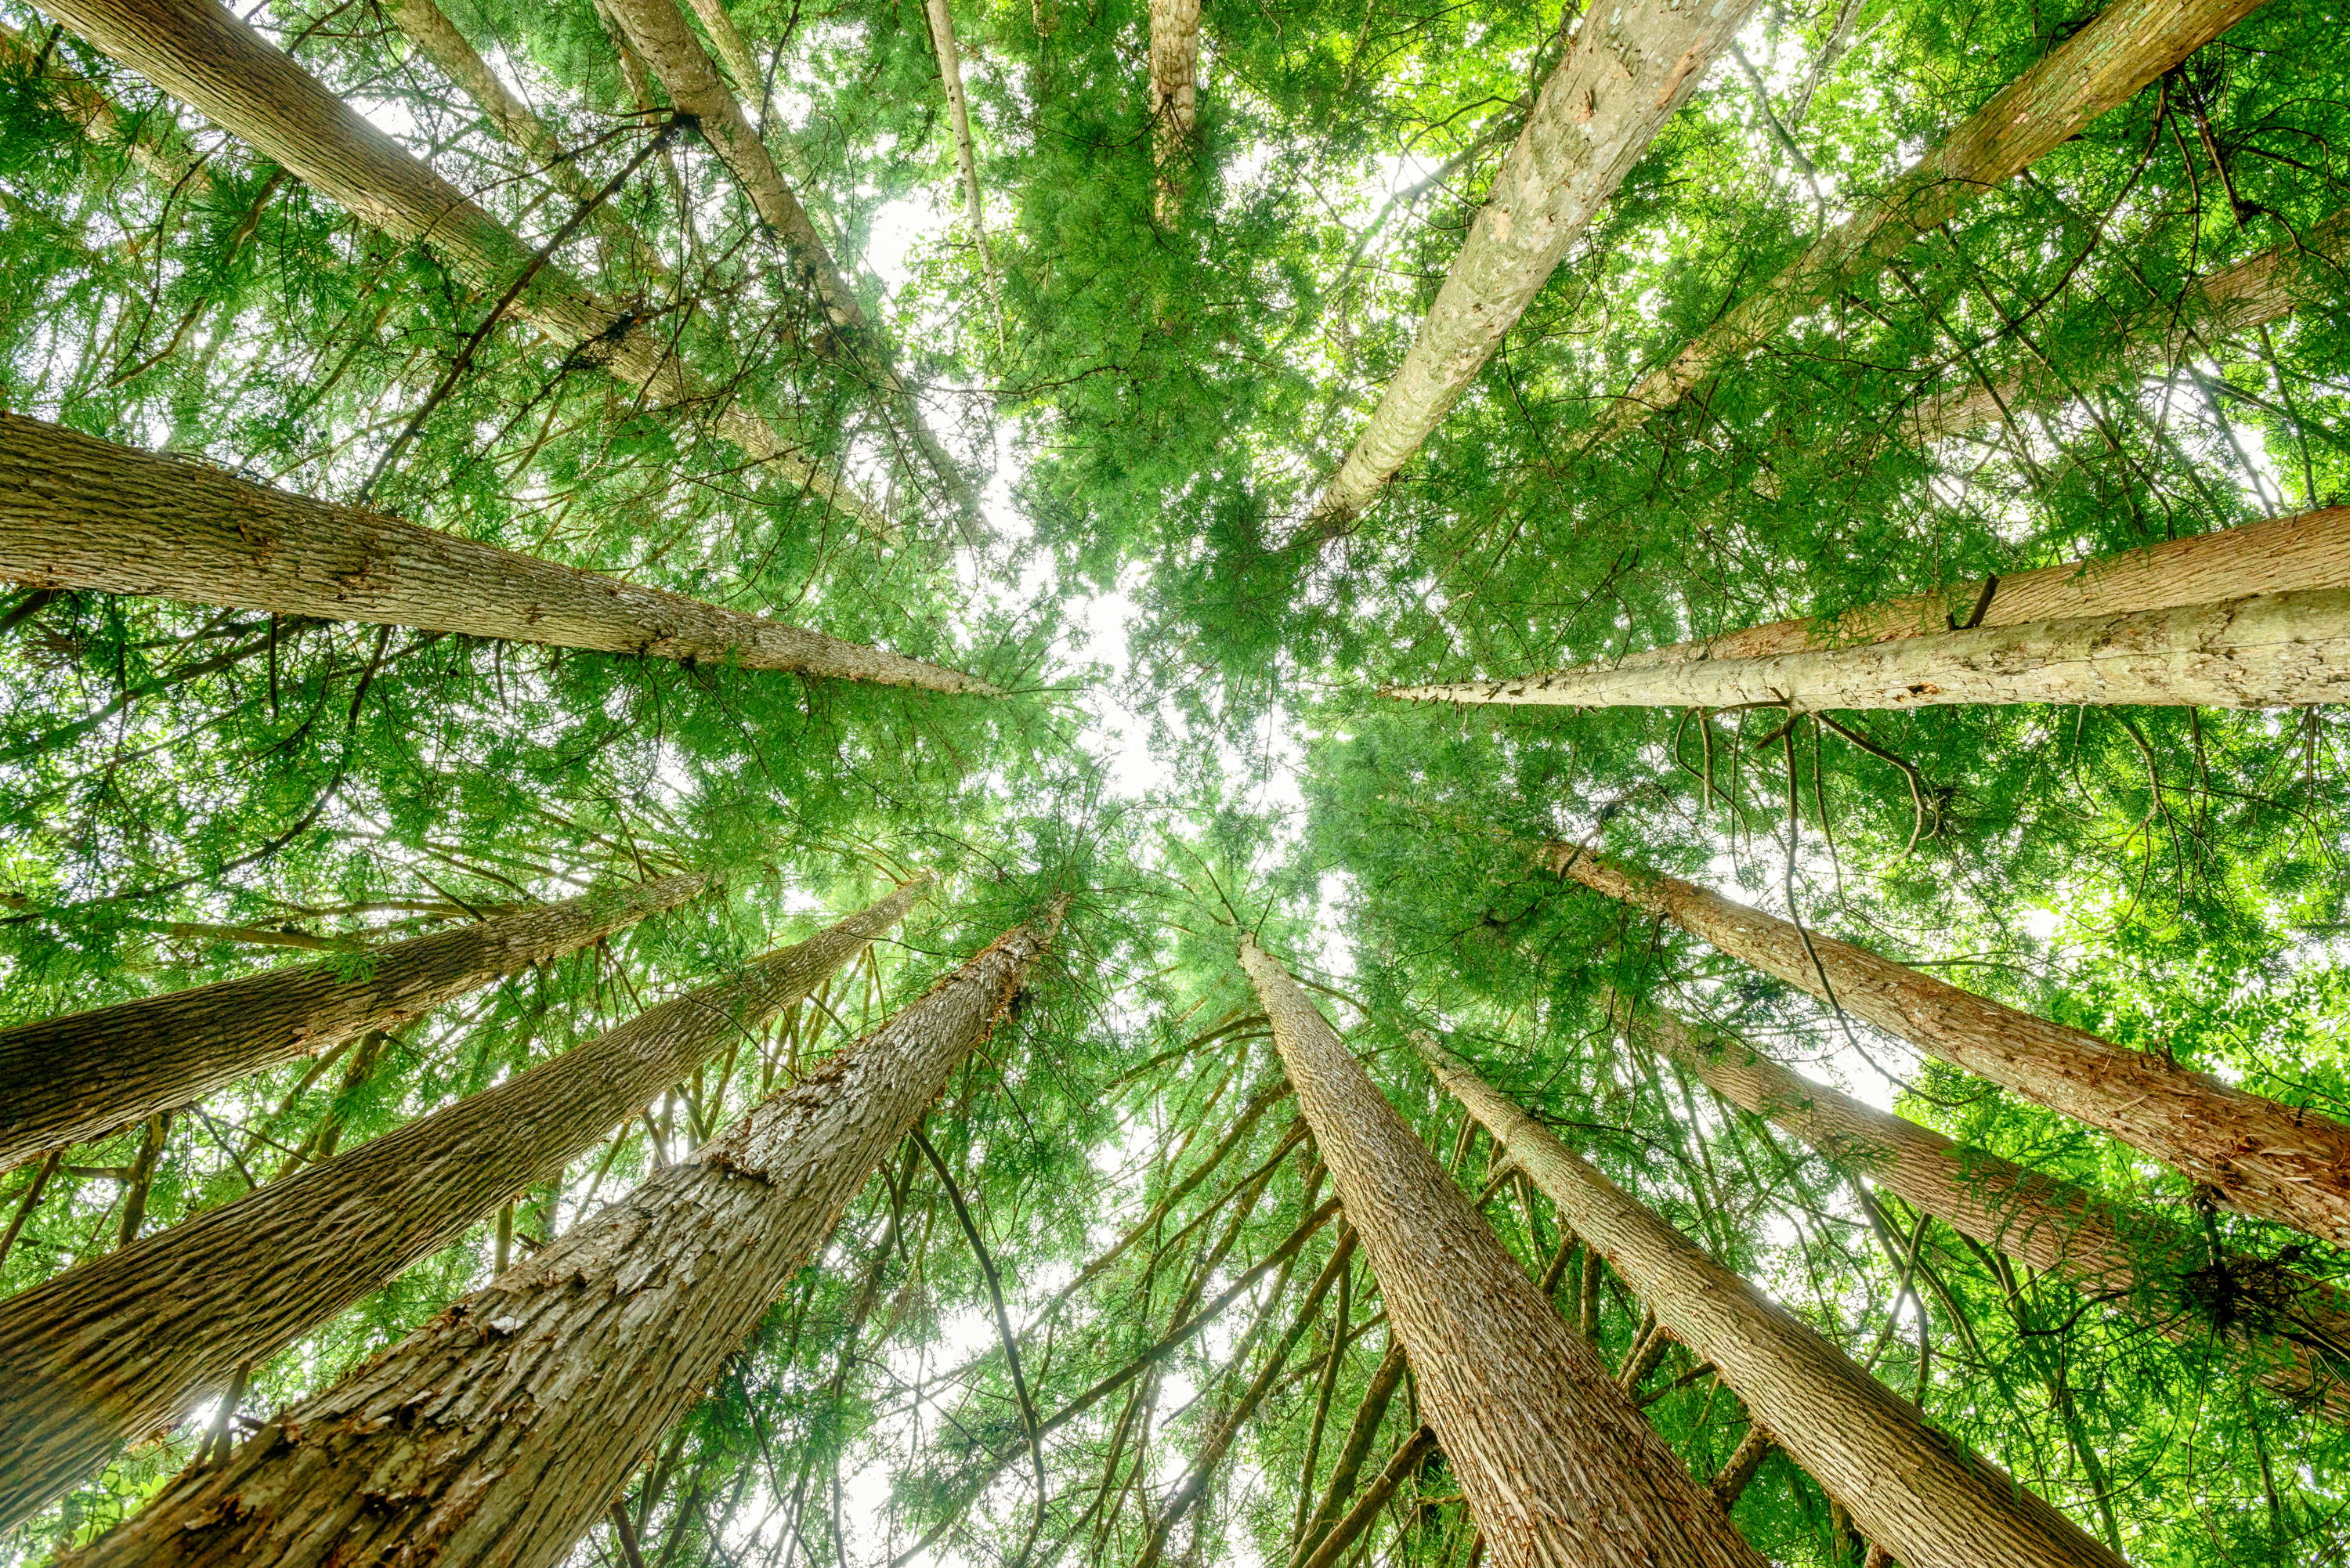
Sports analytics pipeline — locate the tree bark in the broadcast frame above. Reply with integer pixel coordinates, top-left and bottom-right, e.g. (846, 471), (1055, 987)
(0, 880), (923, 1530)
(1623, 996), (2350, 1424)
(1146, 0), (1200, 226)
(0, 414), (998, 693)
(0, 871), (710, 1173)
(1302, 0), (1761, 536)
(1579, 0), (2272, 451)
(1554, 847), (2350, 1248)
(925, 0), (1003, 304)
(31, 0), (888, 530)
(1418, 1032), (2125, 1568)
(58, 903), (1057, 1567)
(1238, 934), (1767, 1568)
(1386, 583), (2350, 711)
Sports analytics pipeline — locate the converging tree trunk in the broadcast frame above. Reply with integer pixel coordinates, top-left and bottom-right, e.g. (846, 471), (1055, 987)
(0, 871), (710, 1174)
(32, 0), (887, 529)
(925, 0), (1003, 307)
(0, 880), (924, 1530)
(0, 415), (998, 694)
(1302, 0), (1759, 537)
(1554, 848), (2350, 1247)
(1238, 935), (1767, 1568)
(1578, 0), (2271, 452)
(1419, 1031), (2127, 1568)
(1387, 584), (2350, 710)
(1146, 0), (1200, 225)
(1619, 997), (2350, 1423)
(57, 903), (1058, 1568)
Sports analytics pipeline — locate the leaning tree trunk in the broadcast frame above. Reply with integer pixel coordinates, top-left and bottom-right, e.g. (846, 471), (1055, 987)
(1146, 0), (1201, 225)
(1578, 0), (2271, 452)
(0, 871), (710, 1174)
(0, 415), (996, 693)
(1419, 1032), (2125, 1568)
(1619, 996), (2350, 1423)
(1386, 584), (2350, 710)
(1238, 935), (1767, 1568)
(59, 905), (1058, 1568)
(0, 880), (924, 1531)
(1556, 848), (2350, 1248)
(1301, 0), (1760, 538)
(32, 0), (886, 530)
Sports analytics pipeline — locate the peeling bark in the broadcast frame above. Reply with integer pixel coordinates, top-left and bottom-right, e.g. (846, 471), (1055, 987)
(1239, 935), (1766, 1568)
(1554, 849), (2350, 1248)
(1419, 1032), (2124, 1568)
(0, 415), (999, 693)
(0, 881), (922, 1530)
(60, 905), (1057, 1568)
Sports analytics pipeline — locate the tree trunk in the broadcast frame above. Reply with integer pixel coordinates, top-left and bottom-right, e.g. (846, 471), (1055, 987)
(57, 904), (1057, 1567)
(1238, 935), (1766, 1568)
(0, 880), (924, 1532)
(32, 0), (888, 530)
(1303, 0), (1759, 536)
(1418, 1032), (2125, 1568)
(0, 414), (997, 694)
(1387, 584), (2350, 711)
(925, 0), (1003, 303)
(1555, 848), (2350, 1247)
(0, 871), (710, 1173)
(1579, 0), (2271, 451)
(1623, 996), (2350, 1424)
(1146, 0), (1200, 226)
(0, 18), (208, 186)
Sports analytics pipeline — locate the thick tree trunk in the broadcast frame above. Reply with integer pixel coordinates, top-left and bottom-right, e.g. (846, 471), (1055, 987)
(1622, 997), (2350, 1423)
(0, 881), (923, 1530)
(0, 414), (997, 694)
(1238, 935), (1766, 1568)
(58, 905), (1056, 1567)
(1554, 848), (2350, 1247)
(1386, 584), (2350, 710)
(1580, 0), (2271, 451)
(31, 0), (887, 530)
(1419, 1033), (2124, 1568)
(1146, 0), (1200, 225)
(0, 871), (710, 1173)
(1304, 0), (1759, 535)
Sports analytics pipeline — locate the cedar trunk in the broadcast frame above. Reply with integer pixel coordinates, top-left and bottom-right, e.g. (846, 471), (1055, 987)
(1387, 585), (2350, 710)
(1147, 0), (1201, 222)
(59, 906), (1055, 1568)
(1558, 849), (2350, 1246)
(1625, 998), (2350, 1423)
(0, 414), (996, 693)
(1419, 1033), (2125, 1568)
(1238, 935), (1766, 1568)
(0, 871), (709, 1172)
(0, 881), (924, 1531)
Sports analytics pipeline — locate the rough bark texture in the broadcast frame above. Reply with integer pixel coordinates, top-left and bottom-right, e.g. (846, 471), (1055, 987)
(1419, 1034), (2124, 1568)
(1555, 848), (2350, 1247)
(1581, 0), (2272, 451)
(0, 882), (922, 1531)
(1146, 0), (1200, 224)
(0, 872), (710, 1174)
(61, 909), (1054, 1568)
(1625, 999), (2350, 1423)
(0, 414), (997, 693)
(1905, 208), (2350, 443)
(1239, 935), (1766, 1568)
(1306, 0), (1759, 532)
(33, 0), (885, 529)
(1386, 583), (2350, 711)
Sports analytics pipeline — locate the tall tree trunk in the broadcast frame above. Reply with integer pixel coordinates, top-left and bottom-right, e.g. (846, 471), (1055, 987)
(31, 0), (888, 531)
(1238, 935), (1766, 1568)
(1302, 0), (1758, 538)
(0, 880), (925, 1530)
(1578, 0), (2271, 452)
(1145, 0), (1200, 226)
(1418, 1032), (2125, 1568)
(925, 0), (1004, 309)
(1555, 848), (2350, 1247)
(0, 871), (710, 1173)
(57, 903), (1058, 1566)
(1387, 584), (2350, 710)
(1623, 995), (2350, 1423)
(0, 415), (998, 694)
